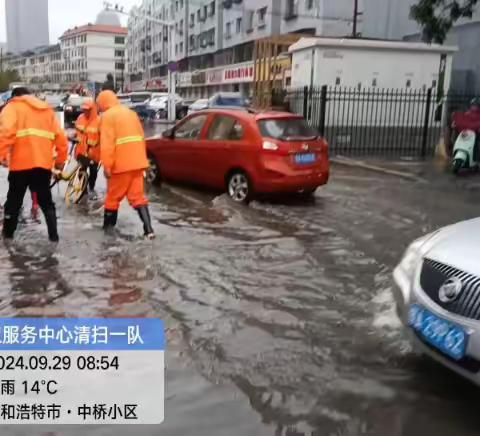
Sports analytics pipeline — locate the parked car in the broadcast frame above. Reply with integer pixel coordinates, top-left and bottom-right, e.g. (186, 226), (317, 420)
(63, 94), (91, 126)
(208, 92), (249, 109)
(147, 93), (188, 120)
(393, 218), (480, 385)
(146, 109), (329, 202)
(188, 98), (209, 115)
(117, 93), (133, 108)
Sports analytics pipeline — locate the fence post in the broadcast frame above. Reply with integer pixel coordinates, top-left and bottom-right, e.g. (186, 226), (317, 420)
(318, 85), (328, 137)
(303, 86), (309, 119)
(421, 88), (433, 158)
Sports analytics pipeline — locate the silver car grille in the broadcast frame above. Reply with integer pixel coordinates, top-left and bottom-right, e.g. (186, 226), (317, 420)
(420, 258), (480, 320)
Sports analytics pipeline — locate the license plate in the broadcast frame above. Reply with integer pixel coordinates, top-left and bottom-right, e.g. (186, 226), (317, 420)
(295, 153), (316, 165)
(408, 304), (468, 361)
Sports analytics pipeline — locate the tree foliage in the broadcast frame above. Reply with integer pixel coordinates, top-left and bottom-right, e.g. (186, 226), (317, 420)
(0, 70), (21, 92)
(411, 0), (478, 43)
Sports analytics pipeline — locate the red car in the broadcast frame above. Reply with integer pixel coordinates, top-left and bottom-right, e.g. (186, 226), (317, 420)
(146, 109), (330, 202)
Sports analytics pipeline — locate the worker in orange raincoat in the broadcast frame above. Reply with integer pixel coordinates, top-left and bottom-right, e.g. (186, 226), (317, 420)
(75, 99), (101, 200)
(96, 90), (154, 239)
(0, 87), (68, 241)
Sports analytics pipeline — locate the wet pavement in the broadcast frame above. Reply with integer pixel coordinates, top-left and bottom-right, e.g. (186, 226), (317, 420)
(0, 162), (479, 436)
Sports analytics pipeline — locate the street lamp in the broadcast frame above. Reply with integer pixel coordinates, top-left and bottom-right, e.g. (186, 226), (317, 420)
(105, 3), (177, 123)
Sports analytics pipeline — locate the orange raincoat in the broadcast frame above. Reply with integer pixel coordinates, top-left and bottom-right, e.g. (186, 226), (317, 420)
(0, 95), (68, 171)
(97, 90), (149, 211)
(75, 99), (101, 163)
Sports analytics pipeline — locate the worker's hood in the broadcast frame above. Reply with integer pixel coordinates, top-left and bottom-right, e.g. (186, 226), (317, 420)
(96, 91), (119, 112)
(12, 95), (51, 111)
(81, 98), (98, 120)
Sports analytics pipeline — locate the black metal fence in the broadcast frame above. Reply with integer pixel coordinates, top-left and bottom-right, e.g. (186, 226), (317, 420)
(279, 86), (478, 158)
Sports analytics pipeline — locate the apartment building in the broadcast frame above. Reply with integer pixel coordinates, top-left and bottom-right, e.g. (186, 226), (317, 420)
(126, 0), (357, 96)
(6, 45), (62, 85)
(4, 9), (127, 90)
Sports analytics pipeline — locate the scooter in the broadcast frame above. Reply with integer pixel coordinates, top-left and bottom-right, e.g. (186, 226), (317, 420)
(451, 129), (478, 174)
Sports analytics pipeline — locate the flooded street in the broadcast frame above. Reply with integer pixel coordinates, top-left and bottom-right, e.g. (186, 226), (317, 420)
(0, 162), (479, 436)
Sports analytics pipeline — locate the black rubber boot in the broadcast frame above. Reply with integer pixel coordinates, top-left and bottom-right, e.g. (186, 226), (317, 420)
(103, 209), (118, 232)
(43, 208), (59, 242)
(136, 206), (155, 239)
(2, 212), (19, 239)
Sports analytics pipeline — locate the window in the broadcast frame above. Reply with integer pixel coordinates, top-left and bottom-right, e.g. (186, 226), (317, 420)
(203, 5), (208, 19)
(335, 77), (341, 85)
(115, 36), (125, 44)
(180, 42), (184, 53)
(226, 22), (232, 39)
(175, 115), (208, 140)
(258, 118), (318, 140)
(190, 13), (195, 26)
(285, 0), (298, 19)
(210, 1), (216, 16)
(246, 11), (254, 32)
(175, 0), (179, 11)
(406, 79), (412, 88)
(180, 0), (184, 8)
(115, 50), (124, 57)
(236, 17), (242, 33)
(258, 7), (267, 26)
(207, 116), (244, 141)
(307, 0), (314, 9)
(190, 35), (196, 50)
(197, 9), (201, 21)
(372, 78), (377, 87)
(180, 19), (184, 34)
(432, 79), (437, 88)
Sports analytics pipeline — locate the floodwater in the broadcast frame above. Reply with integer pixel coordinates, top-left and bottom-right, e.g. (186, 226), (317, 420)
(0, 163), (479, 436)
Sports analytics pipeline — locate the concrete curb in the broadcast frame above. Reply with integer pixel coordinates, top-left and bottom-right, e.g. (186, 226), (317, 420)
(331, 157), (428, 183)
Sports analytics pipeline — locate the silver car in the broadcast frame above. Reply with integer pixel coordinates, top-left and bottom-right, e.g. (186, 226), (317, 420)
(393, 218), (480, 384)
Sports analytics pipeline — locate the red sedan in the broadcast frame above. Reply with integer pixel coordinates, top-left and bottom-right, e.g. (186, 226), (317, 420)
(146, 109), (330, 202)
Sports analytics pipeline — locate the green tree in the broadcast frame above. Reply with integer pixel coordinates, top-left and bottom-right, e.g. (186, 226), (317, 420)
(0, 69), (21, 92)
(411, 0), (478, 43)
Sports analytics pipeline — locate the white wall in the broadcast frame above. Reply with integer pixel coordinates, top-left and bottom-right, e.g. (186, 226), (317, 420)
(292, 47), (447, 90)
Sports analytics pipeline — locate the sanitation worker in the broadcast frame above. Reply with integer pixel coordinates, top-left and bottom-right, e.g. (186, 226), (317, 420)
(75, 99), (101, 200)
(96, 90), (154, 239)
(0, 87), (68, 242)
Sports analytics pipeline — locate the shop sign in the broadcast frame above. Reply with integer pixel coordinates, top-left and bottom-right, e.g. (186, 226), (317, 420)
(207, 68), (223, 85)
(191, 71), (206, 85)
(223, 64), (254, 83)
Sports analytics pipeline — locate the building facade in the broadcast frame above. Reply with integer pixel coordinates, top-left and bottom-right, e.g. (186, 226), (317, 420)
(6, 45), (62, 85)
(126, 0), (358, 96)
(60, 24), (127, 86)
(6, 0), (49, 53)
(3, 10), (127, 91)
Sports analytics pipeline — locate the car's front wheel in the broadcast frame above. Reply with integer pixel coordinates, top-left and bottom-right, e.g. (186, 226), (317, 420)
(146, 156), (161, 186)
(227, 171), (252, 204)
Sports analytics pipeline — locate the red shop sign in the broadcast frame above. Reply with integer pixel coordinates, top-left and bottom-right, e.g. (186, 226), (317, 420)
(223, 65), (254, 83)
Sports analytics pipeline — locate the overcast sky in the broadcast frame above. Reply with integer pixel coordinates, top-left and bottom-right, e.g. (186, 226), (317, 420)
(0, 0), (140, 43)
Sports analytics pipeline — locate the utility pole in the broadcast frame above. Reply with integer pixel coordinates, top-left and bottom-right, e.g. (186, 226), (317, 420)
(352, 0), (360, 38)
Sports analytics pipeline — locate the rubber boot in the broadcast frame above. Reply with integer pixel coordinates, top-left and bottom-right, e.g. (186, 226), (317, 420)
(2, 212), (19, 239)
(136, 206), (155, 240)
(103, 209), (118, 232)
(43, 208), (59, 242)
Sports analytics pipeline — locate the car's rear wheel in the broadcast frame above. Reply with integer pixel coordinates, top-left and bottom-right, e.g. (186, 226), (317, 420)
(146, 156), (161, 186)
(227, 171), (252, 204)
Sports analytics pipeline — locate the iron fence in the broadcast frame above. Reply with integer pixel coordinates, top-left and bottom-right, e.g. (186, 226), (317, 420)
(277, 86), (480, 158)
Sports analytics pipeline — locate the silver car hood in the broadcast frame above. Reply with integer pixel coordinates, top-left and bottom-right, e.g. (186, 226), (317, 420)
(421, 217), (480, 274)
